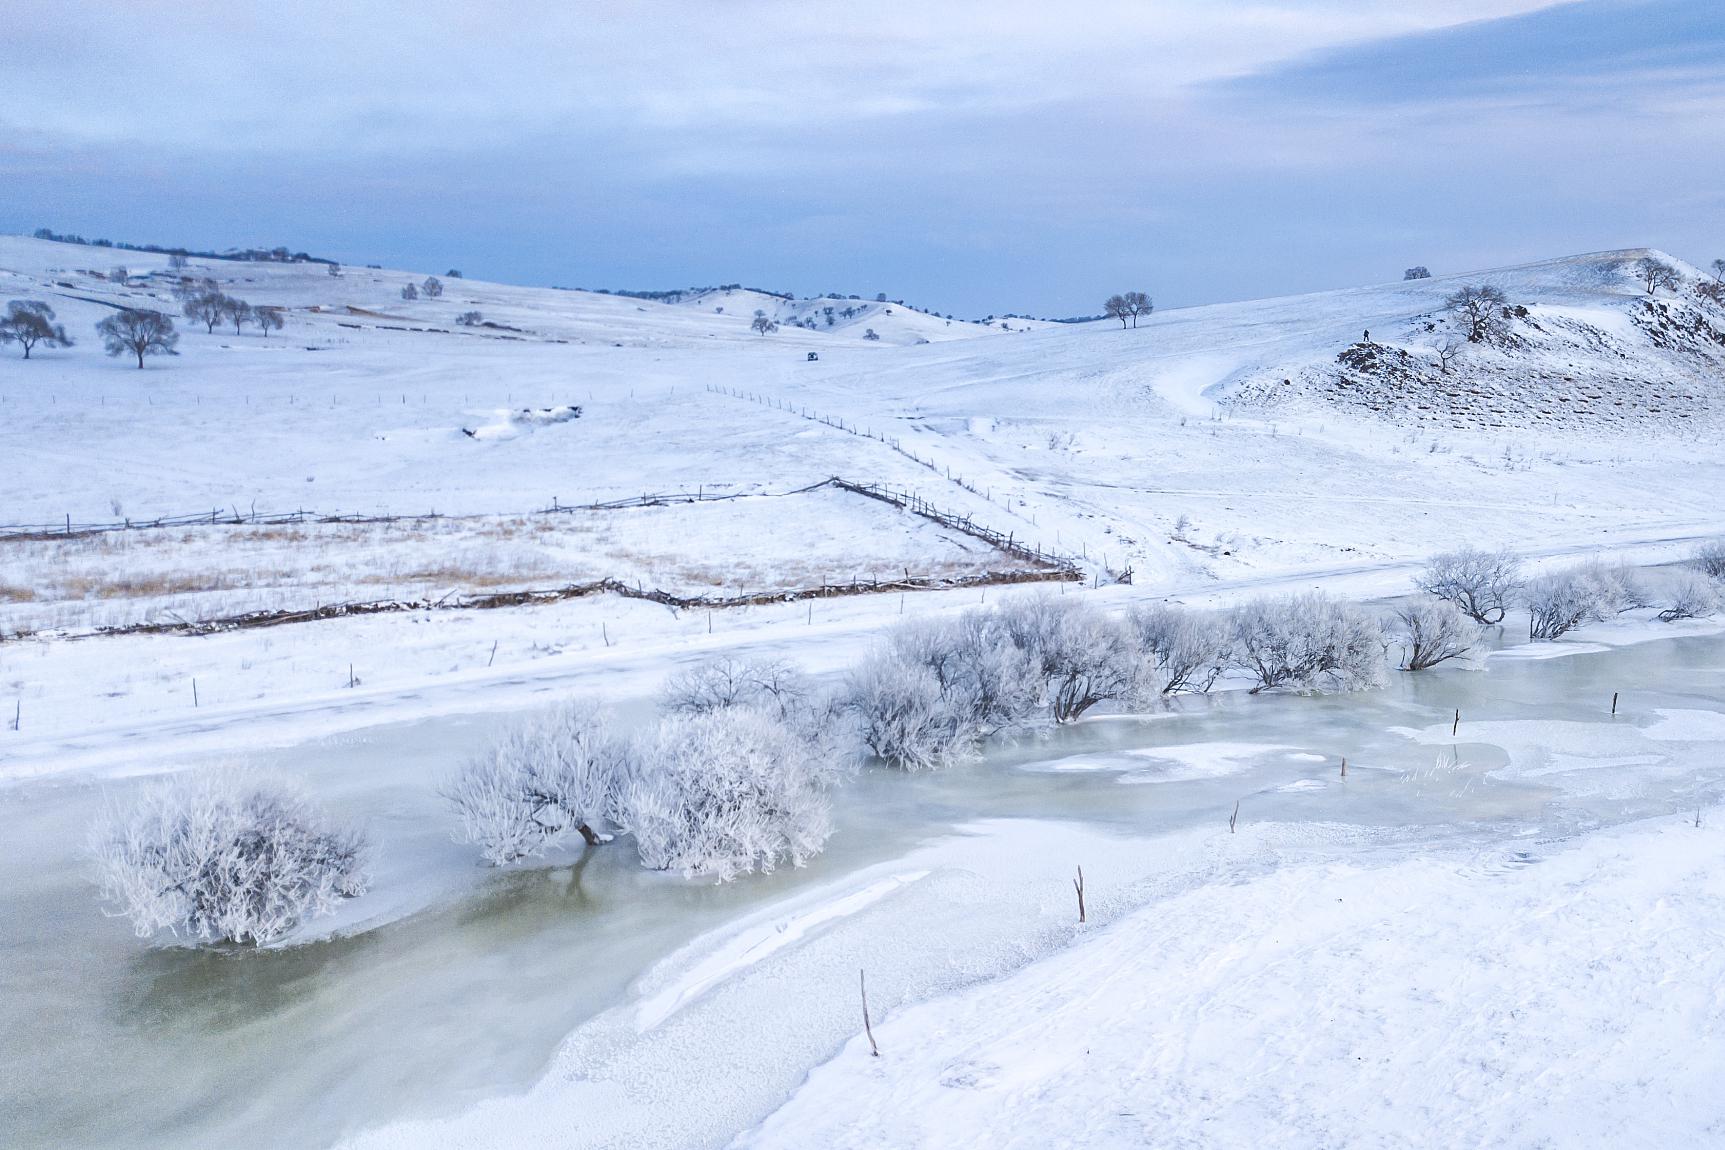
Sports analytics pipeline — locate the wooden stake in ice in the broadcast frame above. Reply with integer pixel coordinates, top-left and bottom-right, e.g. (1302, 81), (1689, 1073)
(860, 969), (880, 1057)
(1074, 865), (1087, 924)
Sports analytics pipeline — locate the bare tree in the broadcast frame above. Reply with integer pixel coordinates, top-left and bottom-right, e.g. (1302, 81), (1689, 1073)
(421, 276), (443, 298)
(751, 309), (777, 335)
(1124, 290), (1153, 328)
(1392, 599), (1478, 670)
(97, 309), (178, 368)
(1712, 258), (1725, 284)
(456, 310), (483, 326)
(221, 296), (254, 335)
(167, 252), (188, 271)
(1633, 255), (1679, 295)
(254, 305), (284, 337)
(108, 266), (129, 284)
(1416, 546), (1522, 624)
(1443, 284), (1509, 343)
(863, 327), (880, 340)
(327, 261), (341, 277)
(446, 268), (463, 278)
(400, 282), (418, 301)
(1403, 266), (1431, 280)
(1103, 294), (1129, 328)
(1431, 332), (1466, 373)
(0, 300), (73, 358)
(183, 291), (227, 333)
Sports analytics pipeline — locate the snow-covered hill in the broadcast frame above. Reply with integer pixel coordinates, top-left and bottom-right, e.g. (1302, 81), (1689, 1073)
(2, 235), (1722, 605)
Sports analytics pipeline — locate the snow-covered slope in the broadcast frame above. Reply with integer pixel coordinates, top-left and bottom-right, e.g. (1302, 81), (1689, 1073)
(2, 235), (1722, 604)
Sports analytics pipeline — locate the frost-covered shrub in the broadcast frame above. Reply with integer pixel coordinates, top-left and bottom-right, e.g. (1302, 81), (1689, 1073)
(847, 651), (977, 770)
(1658, 576), (1718, 622)
(1692, 541), (1725, 582)
(1128, 604), (1229, 693)
(662, 656), (811, 721)
(892, 611), (1045, 733)
(995, 596), (1152, 721)
(1524, 571), (1613, 640)
(1577, 562), (1651, 613)
(1415, 546), (1523, 625)
(1227, 593), (1386, 693)
(91, 775), (368, 945)
(443, 701), (626, 865)
(1392, 599), (1479, 671)
(615, 707), (838, 880)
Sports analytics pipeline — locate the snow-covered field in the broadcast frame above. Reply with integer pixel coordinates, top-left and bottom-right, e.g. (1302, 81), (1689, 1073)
(4, 234), (1725, 1150)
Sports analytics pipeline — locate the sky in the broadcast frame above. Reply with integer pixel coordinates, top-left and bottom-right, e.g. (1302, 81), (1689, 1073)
(2, 0), (1721, 317)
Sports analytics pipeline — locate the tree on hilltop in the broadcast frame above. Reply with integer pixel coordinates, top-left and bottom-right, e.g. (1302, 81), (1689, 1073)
(1634, 255), (1679, 295)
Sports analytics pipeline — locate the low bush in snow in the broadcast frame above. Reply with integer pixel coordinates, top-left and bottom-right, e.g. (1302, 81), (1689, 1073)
(1415, 546), (1523, 625)
(1227, 592), (1386, 693)
(614, 707), (840, 880)
(847, 597), (1155, 767)
(1694, 540), (1725, 582)
(1128, 604), (1229, 693)
(91, 775), (368, 945)
(1658, 576), (1718, 622)
(1521, 564), (1645, 640)
(1391, 599), (1479, 670)
(443, 701), (627, 865)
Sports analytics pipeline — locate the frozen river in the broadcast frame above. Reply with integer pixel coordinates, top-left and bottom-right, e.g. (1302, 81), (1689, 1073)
(3, 627), (1722, 1149)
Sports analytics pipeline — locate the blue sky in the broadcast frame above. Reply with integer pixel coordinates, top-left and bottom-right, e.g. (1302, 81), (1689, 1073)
(1, 0), (1720, 316)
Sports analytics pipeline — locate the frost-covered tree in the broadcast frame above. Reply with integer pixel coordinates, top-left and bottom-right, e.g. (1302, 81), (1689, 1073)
(1128, 604), (1229, 693)
(1658, 577), (1717, 622)
(1633, 255), (1679, 295)
(401, 283), (419, 301)
(1524, 572), (1603, 640)
(442, 701), (626, 865)
(1443, 284), (1510, 343)
(862, 327), (880, 340)
(91, 775), (369, 945)
(1694, 540), (1725, 581)
(97, 308), (177, 368)
(183, 291), (228, 334)
(0, 300), (73, 358)
(167, 252), (188, 270)
(847, 652), (977, 770)
(221, 296), (254, 335)
(456, 310), (483, 326)
(1104, 294), (1129, 328)
(662, 656), (809, 719)
(254, 305), (284, 337)
(614, 708), (838, 880)
(751, 309), (777, 335)
(1227, 592), (1385, 693)
(421, 276), (443, 298)
(1404, 266), (1431, 280)
(1392, 599), (1478, 671)
(996, 596), (1151, 721)
(109, 266), (129, 284)
(1415, 546), (1523, 625)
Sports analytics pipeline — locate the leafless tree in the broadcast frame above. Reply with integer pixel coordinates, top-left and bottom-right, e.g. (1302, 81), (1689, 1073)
(1431, 332), (1465, 373)
(183, 292), (227, 333)
(254, 305), (284, 337)
(421, 276), (443, 298)
(401, 282), (419, 301)
(1103, 294), (1129, 328)
(221, 296), (254, 334)
(167, 252), (188, 271)
(1415, 546), (1522, 624)
(456, 310), (483, 326)
(0, 300), (73, 358)
(1712, 258), (1725, 284)
(751, 309), (777, 335)
(1124, 290), (1153, 327)
(1392, 599), (1478, 670)
(327, 261), (341, 277)
(1634, 255), (1679, 295)
(96, 309), (178, 368)
(1403, 266), (1431, 280)
(446, 268), (463, 278)
(1443, 284), (1509, 343)
(108, 266), (128, 284)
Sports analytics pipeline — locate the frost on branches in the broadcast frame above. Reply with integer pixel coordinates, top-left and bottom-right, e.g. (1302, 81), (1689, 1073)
(443, 700), (627, 865)
(1228, 592), (1386, 693)
(91, 775), (369, 946)
(616, 707), (843, 881)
